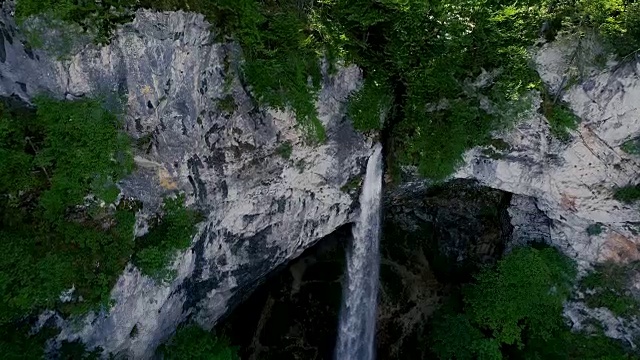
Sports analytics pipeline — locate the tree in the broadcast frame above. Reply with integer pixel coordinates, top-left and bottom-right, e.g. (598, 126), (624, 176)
(429, 247), (635, 359)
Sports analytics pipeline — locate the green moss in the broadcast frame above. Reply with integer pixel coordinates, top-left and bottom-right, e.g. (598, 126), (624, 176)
(586, 223), (604, 236)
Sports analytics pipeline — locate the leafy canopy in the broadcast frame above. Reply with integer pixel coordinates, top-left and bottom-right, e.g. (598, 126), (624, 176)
(430, 246), (635, 360)
(0, 98), (135, 324)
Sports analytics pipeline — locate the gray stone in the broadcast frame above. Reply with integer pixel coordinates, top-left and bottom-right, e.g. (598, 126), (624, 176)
(0, 6), (372, 358)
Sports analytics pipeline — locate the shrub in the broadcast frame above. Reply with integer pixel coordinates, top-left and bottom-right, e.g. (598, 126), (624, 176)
(464, 247), (576, 346)
(133, 195), (201, 280)
(15, 0), (135, 45)
(159, 325), (238, 360)
(614, 185), (640, 203)
(429, 246), (634, 359)
(276, 141), (293, 160)
(0, 97), (135, 324)
(0, 322), (58, 360)
(580, 262), (640, 317)
(586, 223), (604, 236)
(543, 100), (580, 141)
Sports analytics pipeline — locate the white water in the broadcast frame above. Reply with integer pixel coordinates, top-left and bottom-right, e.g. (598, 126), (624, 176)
(335, 143), (383, 360)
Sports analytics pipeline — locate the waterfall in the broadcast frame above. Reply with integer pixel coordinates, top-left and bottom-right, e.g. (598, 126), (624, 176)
(335, 143), (383, 360)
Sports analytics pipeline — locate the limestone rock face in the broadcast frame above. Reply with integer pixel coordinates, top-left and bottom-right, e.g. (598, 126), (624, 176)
(0, 7), (372, 358)
(450, 37), (640, 344)
(456, 37), (640, 268)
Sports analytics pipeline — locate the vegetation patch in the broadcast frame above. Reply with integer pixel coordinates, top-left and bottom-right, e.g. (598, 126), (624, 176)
(0, 97), (135, 324)
(133, 195), (202, 281)
(347, 77), (393, 132)
(613, 184), (640, 203)
(341, 176), (362, 193)
(586, 222), (604, 236)
(579, 261), (640, 317)
(429, 246), (634, 359)
(621, 138), (640, 155)
(158, 325), (238, 360)
(276, 141), (293, 160)
(15, 0), (640, 178)
(15, 0), (134, 45)
(541, 93), (580, 141)
(217, 95), (237, 114)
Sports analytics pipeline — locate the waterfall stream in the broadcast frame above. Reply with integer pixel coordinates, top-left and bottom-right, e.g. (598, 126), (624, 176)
(335, 143), (383, 360)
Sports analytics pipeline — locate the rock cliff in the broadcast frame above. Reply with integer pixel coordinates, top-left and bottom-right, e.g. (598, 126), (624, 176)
(0, 6), (372, 358)
(456, 36), (640, 268)
(453, 36), (640, 344)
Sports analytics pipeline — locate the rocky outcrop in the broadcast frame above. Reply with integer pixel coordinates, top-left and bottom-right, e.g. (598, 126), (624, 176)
(0, 6), (372, 358)
(451, 35), (640, 343)
(455, 36), (640, 268)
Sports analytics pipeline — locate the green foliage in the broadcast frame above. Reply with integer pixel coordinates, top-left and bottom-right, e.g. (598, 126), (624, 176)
(341, 176), (362, 193)
(136, 0), (328, 142)
(16, 0), (640, 178)
(573, 0), (640, 57)
(0, 98), (135, 325)
(523, 326), (634, 360)
(587, 223), (604, 236)
(347, 77), (393, 131)
(542, 96), (580, 141)
(464, 247), (576, 346)
(397, 99), (495, 179)
(159, 325), (238, 360)
(217, 95), (237, 114)
(239, 6), (325, 142)
(580, 262), (640, 317)
(614, 185), (640, 203)
(276, 141), (293, 160)
(313, 0), (546, 179)
(430, 313), (501, 360)
(621, 138), (640, 155)
(15, 0), (135, 45)
(429, 246), (634, 359)
(133, 195), (201, 280)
